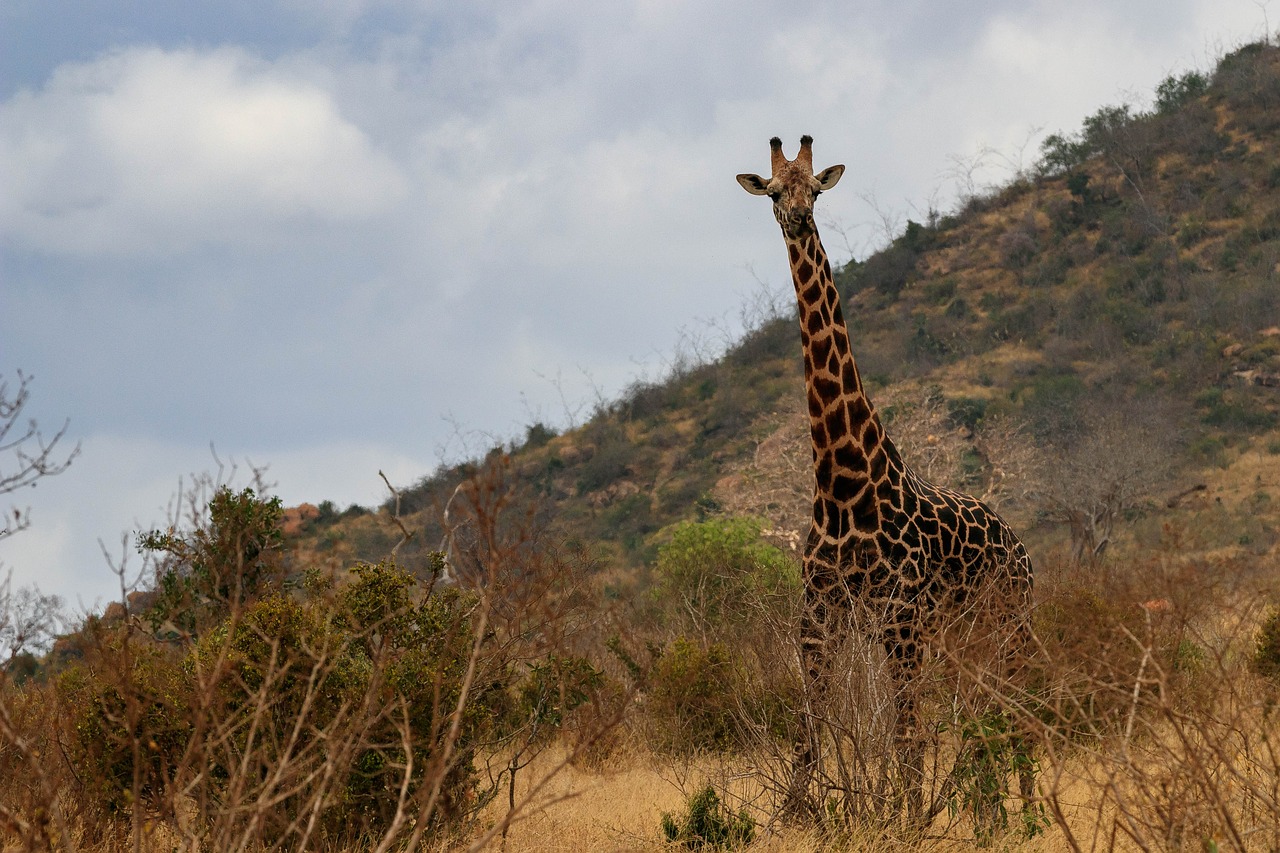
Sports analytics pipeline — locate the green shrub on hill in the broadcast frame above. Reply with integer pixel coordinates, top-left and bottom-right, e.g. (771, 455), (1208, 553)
(653, 517), (799, 635)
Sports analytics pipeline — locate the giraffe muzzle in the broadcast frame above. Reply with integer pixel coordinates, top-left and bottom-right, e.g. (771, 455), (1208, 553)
(780, 209), (816, 239)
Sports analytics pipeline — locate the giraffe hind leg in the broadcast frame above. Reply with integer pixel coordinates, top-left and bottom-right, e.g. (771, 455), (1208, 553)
(898, 728), (926, 828)
(892, 690), (939, 831)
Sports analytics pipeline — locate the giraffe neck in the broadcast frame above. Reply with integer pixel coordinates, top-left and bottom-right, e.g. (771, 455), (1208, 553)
(787, 231), (900, 518)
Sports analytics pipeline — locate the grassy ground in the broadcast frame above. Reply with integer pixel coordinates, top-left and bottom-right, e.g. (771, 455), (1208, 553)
(470, 746), (1124, 853)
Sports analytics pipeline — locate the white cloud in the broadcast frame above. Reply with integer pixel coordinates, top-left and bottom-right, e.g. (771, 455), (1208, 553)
(0, 46), (407, 256)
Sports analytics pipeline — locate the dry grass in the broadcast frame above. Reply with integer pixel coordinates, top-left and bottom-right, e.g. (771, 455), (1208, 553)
(471, 745), (686, 852)
(1, 733), (1237, 852)
(467, 745), (1144, 852)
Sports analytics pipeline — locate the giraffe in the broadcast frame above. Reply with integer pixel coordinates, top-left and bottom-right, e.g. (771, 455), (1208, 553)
(737, 136), (1034, 823)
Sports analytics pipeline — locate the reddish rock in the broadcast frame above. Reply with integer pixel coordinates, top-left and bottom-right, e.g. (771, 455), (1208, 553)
(282, 503), (321, 536)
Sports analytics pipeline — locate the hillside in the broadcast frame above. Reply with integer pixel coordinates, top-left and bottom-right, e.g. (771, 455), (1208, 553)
(290, 40), (1280, 585)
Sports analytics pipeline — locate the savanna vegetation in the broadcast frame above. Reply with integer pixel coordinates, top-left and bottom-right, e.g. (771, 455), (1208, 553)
(6, 38), (1280, 853)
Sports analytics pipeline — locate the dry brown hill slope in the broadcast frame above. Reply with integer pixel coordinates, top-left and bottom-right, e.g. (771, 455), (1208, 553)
(291, 40), (1280, 583)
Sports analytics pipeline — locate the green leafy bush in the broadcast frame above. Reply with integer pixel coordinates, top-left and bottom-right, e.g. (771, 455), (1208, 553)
(513, 654), (604, 734)
(850, 223), (928, 299)
(908, 314), (951, 363)
(576, 424), (634, 494)
(1198, 389), (1279, 431)
(648, 637), (739, 752)
(924, 277), (957, 304)
(945, 712), (1046, 843)
(653, 517), (798, 633)
(203, 561), (495, 840)
(661, 785), (755, 849)
(58, 557), (496, 844)
(947, 396), (989, 431)
(55, 630), (193, 814)
(1155, 70), (1209, 114)
(1253, 607), (1280, 680)
(1039, 133), (1090, 176)
(336, 562), (494, 831)
(1017, 371), (1088, 442)
(141, 487), (285, 635)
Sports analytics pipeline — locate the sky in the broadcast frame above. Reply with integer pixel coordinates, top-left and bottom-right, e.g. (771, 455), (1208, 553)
(0, 0), (1268, 616)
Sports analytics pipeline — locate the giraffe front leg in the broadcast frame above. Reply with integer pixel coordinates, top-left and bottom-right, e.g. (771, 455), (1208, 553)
(884, 631), (928, 829)
(785, 598), (831, 820)
(894, 685), (926, 828)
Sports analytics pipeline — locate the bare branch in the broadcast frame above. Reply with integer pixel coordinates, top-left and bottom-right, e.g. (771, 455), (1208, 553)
(379, 469), (414, 556)
(0, 371), (80, 542)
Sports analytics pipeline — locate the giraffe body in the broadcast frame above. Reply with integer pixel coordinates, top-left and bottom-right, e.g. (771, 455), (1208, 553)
(738, 137), (1033, 822)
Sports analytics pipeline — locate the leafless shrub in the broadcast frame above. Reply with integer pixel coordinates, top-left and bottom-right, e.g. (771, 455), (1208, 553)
(711, 402), (811, 553)
(0, 577), (64, 664)
(947, 545), (1280, 851)
(0, 611), (74, 849)
(1022, 405), (1183, 564)
(731, 590), (911, 832)
(998, 224), (1040, 270)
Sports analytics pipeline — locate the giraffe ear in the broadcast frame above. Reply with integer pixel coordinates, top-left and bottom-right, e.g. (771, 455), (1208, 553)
(815, 164), (845, 191)
(736, 173), (771, 195)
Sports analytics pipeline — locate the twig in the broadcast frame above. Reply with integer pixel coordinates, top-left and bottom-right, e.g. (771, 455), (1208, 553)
(379, 469), (414, 556)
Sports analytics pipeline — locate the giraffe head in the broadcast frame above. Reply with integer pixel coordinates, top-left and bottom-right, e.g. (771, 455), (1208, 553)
(737, 136), (845, 240)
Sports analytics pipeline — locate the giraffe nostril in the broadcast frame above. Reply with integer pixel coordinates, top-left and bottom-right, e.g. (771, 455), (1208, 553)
(785, 212), (815, 238)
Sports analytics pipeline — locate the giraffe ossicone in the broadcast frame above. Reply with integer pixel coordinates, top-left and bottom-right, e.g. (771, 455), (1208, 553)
(738, 136), (1035, 824)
